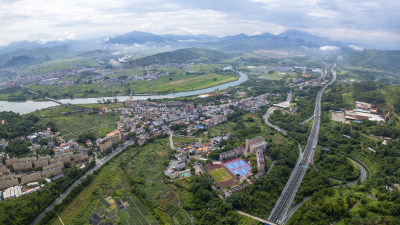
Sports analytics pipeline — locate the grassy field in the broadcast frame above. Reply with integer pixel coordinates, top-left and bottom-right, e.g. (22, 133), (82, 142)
(199, 113), (286, 145)
(51, 160), (126, 224)
(51, 145), (158, 225)
(25, 58), (97, 75)
(209, 167), (234, 183)
(127, 73), (237, 94)
(172, 136), (202, 148)
(76, 102), (124, 109)
(260, 70), (290, 80)
(25, 72), (237, 100)
(31, 105), (119, 140)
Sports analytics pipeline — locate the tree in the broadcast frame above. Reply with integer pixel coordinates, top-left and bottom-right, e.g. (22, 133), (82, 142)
(77, 132), (96, 144)
(251, 166), (258, 174)
(39, 139), (49, 146)
(5, 140), (30, 157)
(190, 166), (196, 175)
(128, 132), (136, 140)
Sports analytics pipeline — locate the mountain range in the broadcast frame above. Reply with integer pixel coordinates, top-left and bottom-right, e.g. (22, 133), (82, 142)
(0, 30), (349, 55)
(0, 29), (357, 68)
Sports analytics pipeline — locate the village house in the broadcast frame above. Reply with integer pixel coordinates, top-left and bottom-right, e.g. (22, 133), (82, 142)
(43, 161), (64, 171)
(73, 153), (89, 162)
(12, 161), (32, 172)
(42, 167), (63, 178)
(96, 137), (112, 153)
(106, 130), (122, 144)
(164, 153), (188, 179)
(20, 172), (41, 184)
(0, 178), (19, 190)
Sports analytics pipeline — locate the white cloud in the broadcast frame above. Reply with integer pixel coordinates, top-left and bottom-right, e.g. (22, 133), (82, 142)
(0, 0), (399, 49)
(319, 46), (339, 51)
(305, 27), (400, 49)
(348, 45), (364, 51)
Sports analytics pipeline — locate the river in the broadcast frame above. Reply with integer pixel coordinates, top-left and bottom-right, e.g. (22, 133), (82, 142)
(0, 72), (248, 114)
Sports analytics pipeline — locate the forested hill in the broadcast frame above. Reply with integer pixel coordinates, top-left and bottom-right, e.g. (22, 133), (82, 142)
(128, 48), (227, 66)
(340, 50), (400, 73)
(323, 81), (400, 115)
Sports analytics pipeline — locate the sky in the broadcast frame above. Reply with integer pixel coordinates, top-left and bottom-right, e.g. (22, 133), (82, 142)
(0, 0), (399, 49)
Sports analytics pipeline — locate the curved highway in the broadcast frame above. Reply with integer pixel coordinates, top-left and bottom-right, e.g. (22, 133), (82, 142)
(268, 65), (336, 224)
(263, 107), (288, 135)
(263, 91), (292, 135)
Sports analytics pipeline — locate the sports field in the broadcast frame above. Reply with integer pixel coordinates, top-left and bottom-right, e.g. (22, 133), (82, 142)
(209, 167), (234, 183)
(224, 158), (252, 178)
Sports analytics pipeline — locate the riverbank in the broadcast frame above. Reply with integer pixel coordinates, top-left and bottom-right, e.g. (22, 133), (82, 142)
(0, 72), (248, 114)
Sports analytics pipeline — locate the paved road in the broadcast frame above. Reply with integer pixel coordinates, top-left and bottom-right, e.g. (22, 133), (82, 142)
(268, 65), (336, 224)
(273, 91), (292, 108)
(283, 157), (367, 224)
(263, 91), (293, 135)
(281, 196), (312, 224)
(282, 157), (367, 224)
(235, 210), (278, 225)
(346, 158), (368, 185)
(169, 131), (175, 150)
(263, 107), (288, 135)
(30, 140), (134, 225)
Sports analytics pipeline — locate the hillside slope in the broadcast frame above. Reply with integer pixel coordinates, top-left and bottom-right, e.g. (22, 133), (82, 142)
(129, 47), (227, 66)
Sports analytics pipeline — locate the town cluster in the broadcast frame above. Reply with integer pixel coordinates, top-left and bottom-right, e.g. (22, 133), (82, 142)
(0, 84), (294, 200)
(0, 128), (89, 200)
(6, 66), (102, 87)
(95, 100), (234, 154)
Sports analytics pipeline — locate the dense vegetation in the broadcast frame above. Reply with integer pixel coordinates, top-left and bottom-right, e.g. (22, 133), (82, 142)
(288, 79), (400, 224)
(315, 150), (359, 181)
(0, 111), (42, 139)
(293, 168), (334, 204)
(5, 140), (31, 157)
(339, 50), (400, 73)
(241, 76), (289, 98)
(182, 175), (257, 225)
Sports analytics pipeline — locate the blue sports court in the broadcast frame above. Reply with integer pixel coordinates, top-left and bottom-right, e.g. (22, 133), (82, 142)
(223, 158), (252, 178)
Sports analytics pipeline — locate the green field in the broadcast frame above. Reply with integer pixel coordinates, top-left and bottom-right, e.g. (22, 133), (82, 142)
(51, 147), (158, 225)
(25, 58), (97, 75)
(50, 138), (190, 225)
(31, 105), (119, 140)
(23, 72), (237, 100)
(260, 70), (291, 80)
(209, 167), (234, 183)
(126, 73), (237, 94)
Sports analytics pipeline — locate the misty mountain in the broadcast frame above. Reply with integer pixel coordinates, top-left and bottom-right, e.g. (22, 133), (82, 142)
(105, 30), (348, 51)
(128, 47), (227, 66)
(0, 45), (75, 68)
(0, 30), (354, 66)
(278, 30), (347, 47)
(4, 55), (37, 67)
(339, 49), (400, 73)
(106, 31), (220, 45)
(107, 31), (169, 44)
(202, 33), (318, 51)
